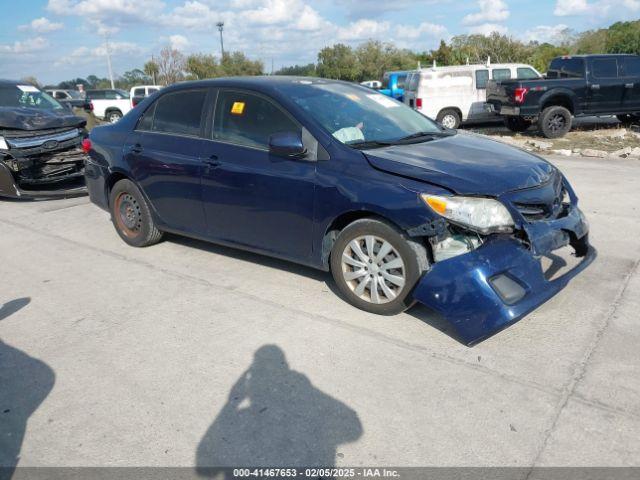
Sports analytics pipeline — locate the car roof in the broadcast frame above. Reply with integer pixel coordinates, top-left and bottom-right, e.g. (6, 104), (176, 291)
(158, 76), (356, 95)
(555, 54), (639, 58)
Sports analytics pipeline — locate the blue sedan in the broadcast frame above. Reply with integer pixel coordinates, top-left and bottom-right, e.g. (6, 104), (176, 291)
(85, 77), (594, 344)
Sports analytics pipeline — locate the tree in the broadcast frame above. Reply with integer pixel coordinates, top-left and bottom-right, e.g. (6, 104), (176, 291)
(527, 43), (569, 72)
(156, 47), (186, 85)
(120, 69), (151, 89)
(316, 44), (361, 81)
(185, 54), (220, 79)
(20, 76), (41, 88)
(275, 63), (316, 76)
(143, 61), (159, 85)
(220, 52), (263, 77)
(355, 40), (416, 81)
(605, 21), (640, 54)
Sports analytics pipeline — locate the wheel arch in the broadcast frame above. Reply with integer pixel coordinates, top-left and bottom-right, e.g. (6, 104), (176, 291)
(105, 170), (132, 207)
(540, 91), (576, 114)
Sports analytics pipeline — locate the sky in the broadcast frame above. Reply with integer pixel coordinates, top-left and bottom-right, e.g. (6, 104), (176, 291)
(1, 0), (639, 85)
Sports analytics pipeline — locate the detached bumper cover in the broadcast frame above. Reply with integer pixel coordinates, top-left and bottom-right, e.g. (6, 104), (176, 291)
(413, 208), (595, 345)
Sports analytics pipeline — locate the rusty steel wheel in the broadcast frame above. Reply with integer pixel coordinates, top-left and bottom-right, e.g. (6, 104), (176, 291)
(109, 179), (163, 247)
(114, 192), (142, 239)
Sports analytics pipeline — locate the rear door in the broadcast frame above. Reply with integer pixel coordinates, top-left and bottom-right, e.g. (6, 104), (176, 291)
(620, 56), (640, 112)
(200, 88), (317, 263)
(588, 57), (624, 113)
(124, 88), (210, 235)
(470, 68), (490, 119)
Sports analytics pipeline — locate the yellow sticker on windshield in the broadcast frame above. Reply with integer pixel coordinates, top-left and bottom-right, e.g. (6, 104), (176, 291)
(230, 101), (245, 115)
(345, 93), (360, 101)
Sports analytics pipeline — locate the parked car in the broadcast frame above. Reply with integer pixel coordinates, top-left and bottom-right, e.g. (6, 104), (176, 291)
(0, 80), (88, 198)
(129, 85), (162, 108)
(86, 89), (132, 123)
(380, 71), (411, 101)
(85, 77), (594, 344)
(486, 54), (640, 138)
(404, 63), (541, 129)
(360, 80), (382, 89)
(45, 89), (90, 110)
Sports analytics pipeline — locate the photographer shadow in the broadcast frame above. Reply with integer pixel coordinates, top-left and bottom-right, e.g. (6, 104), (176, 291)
(195, 345), (362, 477)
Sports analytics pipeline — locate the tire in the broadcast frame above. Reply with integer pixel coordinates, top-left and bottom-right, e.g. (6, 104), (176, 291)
(538, 105), (572, 138)
(109, 179), (163, 247)
(107, 110), (123, 123)
(616, 114), (640, 125)
(437, 109), (461, 129)
(329, 218), (428, 315)
(504, 116), (531, 133)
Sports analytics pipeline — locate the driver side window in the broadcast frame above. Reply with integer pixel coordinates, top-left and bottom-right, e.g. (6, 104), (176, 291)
(213, 90), (300, 149)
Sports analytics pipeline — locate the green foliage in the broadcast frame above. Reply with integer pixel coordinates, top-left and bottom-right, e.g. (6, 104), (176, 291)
(220, 52), (264, 77)
(605, 21), (640, 54)
(274, 63), (316, 76)
(316, 43), (361, 81)
(185, 54), (220, 79)
(527, 43), (570, 73)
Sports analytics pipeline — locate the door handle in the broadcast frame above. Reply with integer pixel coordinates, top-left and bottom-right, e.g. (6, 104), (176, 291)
(130, 143), (143, 154)
(204, 155), (221, 168)
(626, 83), (635, 89)
(590, 84), (600, 91)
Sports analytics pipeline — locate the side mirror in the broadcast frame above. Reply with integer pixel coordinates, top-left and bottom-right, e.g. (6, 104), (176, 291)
(268, 131), (306, 158)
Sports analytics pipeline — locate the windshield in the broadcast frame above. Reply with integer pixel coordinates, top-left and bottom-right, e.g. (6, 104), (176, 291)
(66, 90), (83, 99)
(288, 82), (443, 146)
(0, 85), (64, 110)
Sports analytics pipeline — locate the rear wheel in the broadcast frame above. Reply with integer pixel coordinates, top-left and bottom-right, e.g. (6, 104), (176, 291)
(437, 109), (461, 129)
(538, 105), (572, 138)
(504, 116), (531, 133)
(330, 219), (427, 315)
(616, 114), (640, 125)
(109, 179), (163, 247)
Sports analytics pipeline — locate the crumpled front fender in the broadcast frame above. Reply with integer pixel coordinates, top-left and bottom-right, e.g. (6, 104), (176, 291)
(413, 236), (596, 345)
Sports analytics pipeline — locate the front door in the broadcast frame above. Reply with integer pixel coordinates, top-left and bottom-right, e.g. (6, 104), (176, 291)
(200, 89), (317, 263)
(124, 88), (210, 235)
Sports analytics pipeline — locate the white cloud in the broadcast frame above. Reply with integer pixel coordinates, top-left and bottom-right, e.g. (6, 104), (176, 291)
(0, 37), (49, 54)
(168, 34), (190, 50)
(337, 19), (391, 41)
(522, 24), (571, 43)
(463, 0), (509, 25)
(396, 22), (449, 40)
(468, 23), (509, 35)
(18, 17), (64, 33)
(54, 41), (143, 66)
(554, 0), (640, 16)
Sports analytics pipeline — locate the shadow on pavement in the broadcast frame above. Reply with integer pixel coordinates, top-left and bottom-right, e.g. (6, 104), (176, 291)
(0, 298), (55, 480)
(195, 345), (362, 476)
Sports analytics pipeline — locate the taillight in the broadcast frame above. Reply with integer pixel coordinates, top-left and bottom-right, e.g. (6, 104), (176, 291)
(415, 98), (423, 109)
(82, 138), (92, 154)
(514, 87), (529, 104)
(89, 101), (94, 111)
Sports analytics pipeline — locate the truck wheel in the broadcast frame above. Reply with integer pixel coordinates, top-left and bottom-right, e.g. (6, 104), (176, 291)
(330, 218), (428, 315)
(107, 110), (123, 123)
(616, 114), (640, 125)
(538, 106), (572, 138)
(504, 116), (531, 133)
(437, 109), (461, 129)
(109, 179), (163, 247)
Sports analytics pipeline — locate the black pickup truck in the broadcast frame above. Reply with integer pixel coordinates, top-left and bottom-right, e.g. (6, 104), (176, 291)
(486, 54), (640, 138)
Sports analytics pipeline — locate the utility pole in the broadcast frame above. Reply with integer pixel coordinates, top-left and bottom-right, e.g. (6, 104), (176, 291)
(151, 54), (157, 85)
(105, 35), (115, 89)
(216, 22), (225, 59)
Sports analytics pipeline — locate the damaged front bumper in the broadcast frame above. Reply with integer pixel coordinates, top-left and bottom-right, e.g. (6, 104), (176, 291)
(413, 204), (595, 345)
(0, 127), (88, 199)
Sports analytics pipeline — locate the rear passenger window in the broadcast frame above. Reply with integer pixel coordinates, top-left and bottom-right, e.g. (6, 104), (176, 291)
(592, 59), (618, 78)
(621, 57), (640, 77)
(492, 69), (511, 80)
(133, 88), (145, 96)
(517, 68), (539, 79)
(136, 103), (156, 131)
(152, 89), (207, 136)
(213, 90), (299, 149)
(475, 70), (489, 89)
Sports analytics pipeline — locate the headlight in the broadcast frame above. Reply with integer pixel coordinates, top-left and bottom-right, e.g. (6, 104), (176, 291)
(421, 194), (514, 234)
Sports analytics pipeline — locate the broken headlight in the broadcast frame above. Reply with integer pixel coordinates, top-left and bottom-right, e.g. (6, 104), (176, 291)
(421, 194), (514, 234)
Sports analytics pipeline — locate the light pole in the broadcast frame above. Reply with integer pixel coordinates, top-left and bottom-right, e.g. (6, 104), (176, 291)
(216, 22), (225, 59)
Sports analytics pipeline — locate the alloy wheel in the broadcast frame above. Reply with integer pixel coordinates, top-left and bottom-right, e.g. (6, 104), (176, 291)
(547, 114), (566, 133)
(340, 235), (406, 304)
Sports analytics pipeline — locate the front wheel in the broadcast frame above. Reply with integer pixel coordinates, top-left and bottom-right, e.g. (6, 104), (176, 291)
(616, 114), (640, 125)
(504, 116), (531, 133)
(109, 179), (163, 247)
(330, 219), (427, 315)
(107, 110), (123, 123)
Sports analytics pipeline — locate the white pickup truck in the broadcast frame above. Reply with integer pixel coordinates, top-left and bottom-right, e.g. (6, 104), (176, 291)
(86, 89), (132, 123)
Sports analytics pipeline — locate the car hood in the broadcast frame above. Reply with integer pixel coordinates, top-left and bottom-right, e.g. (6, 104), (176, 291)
(364, 131), (555, 196)
(0, 107), (85, 131)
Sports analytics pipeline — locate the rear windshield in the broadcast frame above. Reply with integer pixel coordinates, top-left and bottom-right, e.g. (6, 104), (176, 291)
(547, 58), (584, 78)
(0, 85), (63, 110)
